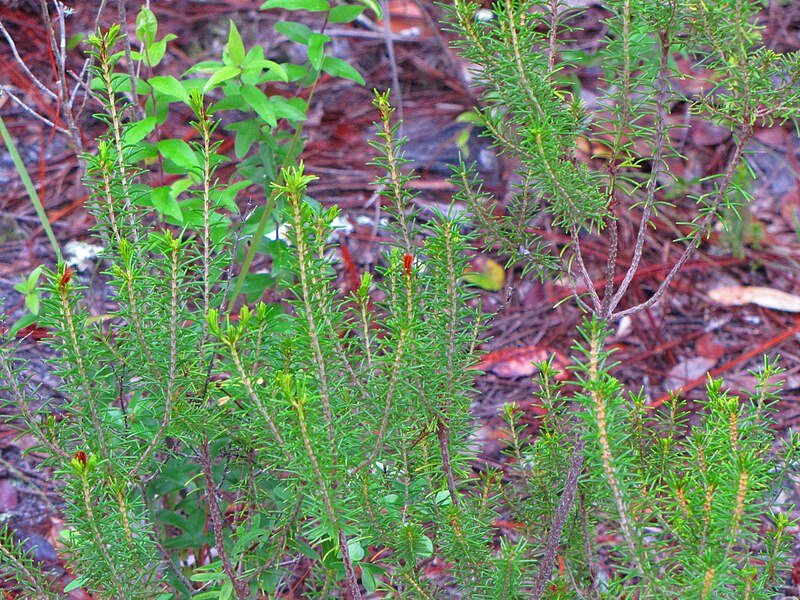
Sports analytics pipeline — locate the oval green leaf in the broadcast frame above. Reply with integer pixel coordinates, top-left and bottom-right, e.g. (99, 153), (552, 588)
(329, 5), (364, 23)
(321, 56), (365, 85)
(203, 65), (241, 92)
(148, 76), (190, 103)
(241, 84), (278, 128)
(260, 0), (329, 10)
(157, 139), (198, 170)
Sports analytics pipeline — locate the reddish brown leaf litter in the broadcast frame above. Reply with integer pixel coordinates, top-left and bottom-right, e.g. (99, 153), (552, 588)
(471, 345), (569, 381)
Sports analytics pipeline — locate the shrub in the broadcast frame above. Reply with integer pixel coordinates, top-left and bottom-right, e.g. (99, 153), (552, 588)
(1, 1), (799, 598)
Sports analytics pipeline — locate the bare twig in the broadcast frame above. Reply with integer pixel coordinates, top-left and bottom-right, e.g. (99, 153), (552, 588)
(607, 30), (673, 317)
(0, 20), (58, 101)
(580, 492), (601, 599)
(411, 0), (463, 79)
(611, 129), (753, 319)
(562, 260), (594, 313)
(602, 208), (619, 314)
(199, 437), (249, 600)
(138, 481), (195, 592)
(71, 0), (110, 120)
(570, 226), (602, 312)
(531, 432), (586, 599)
(37, 0), (84, 157)
(117, 0), (144, 121)
(0, 455), (56, 514)
(437, 420), (461, 508)
(0, 85), (67, 133)
(381, 0), (404, 132)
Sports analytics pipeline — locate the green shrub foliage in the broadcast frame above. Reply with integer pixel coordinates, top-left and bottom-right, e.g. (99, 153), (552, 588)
(1, 1), (799, 598)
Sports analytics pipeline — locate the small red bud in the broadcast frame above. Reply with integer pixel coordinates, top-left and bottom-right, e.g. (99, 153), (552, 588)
(403, 254), (413, 278)
(74, 450), (87, 466)
(59, 266), (73, 289)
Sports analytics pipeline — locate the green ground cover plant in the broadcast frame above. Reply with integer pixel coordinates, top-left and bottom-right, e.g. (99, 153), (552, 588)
(1, 0), (800, 598)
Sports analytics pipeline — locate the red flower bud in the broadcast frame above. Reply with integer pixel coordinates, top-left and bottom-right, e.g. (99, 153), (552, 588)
(403, 254), (413, 278)
(74, 450), (87, 466)
(59, 266), (73, 290)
